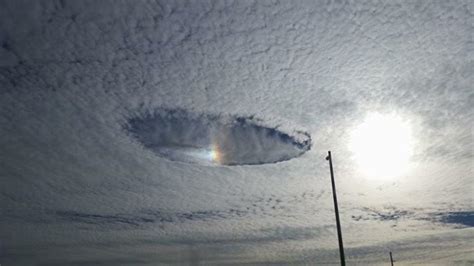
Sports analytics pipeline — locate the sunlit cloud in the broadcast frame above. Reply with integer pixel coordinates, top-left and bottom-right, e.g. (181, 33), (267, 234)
(348, 112), (414, 180)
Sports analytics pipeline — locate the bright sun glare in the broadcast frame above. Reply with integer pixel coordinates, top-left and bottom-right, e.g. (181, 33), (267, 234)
(348, 112), (414, 180)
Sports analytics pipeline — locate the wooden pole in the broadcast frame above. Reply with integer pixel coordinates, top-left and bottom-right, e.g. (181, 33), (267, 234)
(326, 151), (346, 266)
(390, 251), (394, 266)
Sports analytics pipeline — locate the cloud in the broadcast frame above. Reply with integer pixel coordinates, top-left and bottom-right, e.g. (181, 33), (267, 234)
(427, 211), (474, 228)
(351, 207), (414, 222)
(351, 207), (474, 229)
(125, 108), (311, 165)
(54, 208), (249, 228)
(0, 0), (472, 265)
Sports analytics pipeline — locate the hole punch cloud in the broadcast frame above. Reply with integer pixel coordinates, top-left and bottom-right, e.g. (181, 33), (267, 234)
(125, 108), (311, 165)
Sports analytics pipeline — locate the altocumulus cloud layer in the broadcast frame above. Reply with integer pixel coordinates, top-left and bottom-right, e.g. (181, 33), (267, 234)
(0, 0), (473, 265)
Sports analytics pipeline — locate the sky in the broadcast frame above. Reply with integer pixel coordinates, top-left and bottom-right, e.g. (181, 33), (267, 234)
(0, 0), (473, 265)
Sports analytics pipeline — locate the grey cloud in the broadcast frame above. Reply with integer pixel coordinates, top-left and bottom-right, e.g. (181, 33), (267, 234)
(125, 108), (311, 165)
(54, 208), (249, 228)
(352, 207), (414, 222)
(426, 211), (474, 228)
(351, 207), (474, 229)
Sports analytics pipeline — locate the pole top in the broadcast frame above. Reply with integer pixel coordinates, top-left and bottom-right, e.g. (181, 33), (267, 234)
(326, 150), (331, 160)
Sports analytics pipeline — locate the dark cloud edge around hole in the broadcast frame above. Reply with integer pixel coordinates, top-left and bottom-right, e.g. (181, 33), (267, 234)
(121, 107), (312, 166)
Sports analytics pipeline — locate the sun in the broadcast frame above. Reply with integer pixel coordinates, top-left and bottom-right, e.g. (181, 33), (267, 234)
(348, 112), (414, 180)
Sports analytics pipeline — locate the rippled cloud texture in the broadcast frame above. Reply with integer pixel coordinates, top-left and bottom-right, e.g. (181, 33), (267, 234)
(0, 0), (473, 265)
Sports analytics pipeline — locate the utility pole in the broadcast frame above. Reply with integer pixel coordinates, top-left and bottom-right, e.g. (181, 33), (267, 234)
(326, 151), (346, 266)
(389, 251), (394, 266)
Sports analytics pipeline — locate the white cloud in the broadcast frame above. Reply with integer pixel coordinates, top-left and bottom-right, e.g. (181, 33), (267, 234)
(0, 0), (472, 265)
